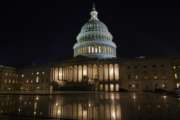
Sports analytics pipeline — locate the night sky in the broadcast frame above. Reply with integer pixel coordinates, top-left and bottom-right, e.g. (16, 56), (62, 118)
(0, 0), (180, 67)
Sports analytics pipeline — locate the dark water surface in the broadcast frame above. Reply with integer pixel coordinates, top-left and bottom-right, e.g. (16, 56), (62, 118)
(0, 92), (180, 120)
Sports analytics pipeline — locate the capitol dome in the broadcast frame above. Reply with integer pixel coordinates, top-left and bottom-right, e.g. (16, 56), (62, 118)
(73, 4), (117, 59)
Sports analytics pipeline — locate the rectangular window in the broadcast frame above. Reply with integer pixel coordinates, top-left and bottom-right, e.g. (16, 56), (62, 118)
(110, 84), (114, 91)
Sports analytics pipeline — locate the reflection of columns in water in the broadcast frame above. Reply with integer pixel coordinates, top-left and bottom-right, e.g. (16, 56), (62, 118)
(50, 96), (121, 120)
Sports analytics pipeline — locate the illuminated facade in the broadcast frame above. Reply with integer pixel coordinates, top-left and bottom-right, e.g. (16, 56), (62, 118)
(0, 65), (18, 91)
(0, 5), (180, 92)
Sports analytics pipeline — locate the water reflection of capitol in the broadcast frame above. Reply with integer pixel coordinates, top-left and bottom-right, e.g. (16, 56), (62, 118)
(0, 93), (175, 120)
(0, 4), (180, 92)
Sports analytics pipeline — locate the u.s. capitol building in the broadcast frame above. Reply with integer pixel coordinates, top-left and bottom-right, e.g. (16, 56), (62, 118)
(0, 5), (180, 92)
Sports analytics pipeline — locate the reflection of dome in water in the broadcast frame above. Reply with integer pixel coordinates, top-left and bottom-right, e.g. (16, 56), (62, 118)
(73, 4), (117, 59)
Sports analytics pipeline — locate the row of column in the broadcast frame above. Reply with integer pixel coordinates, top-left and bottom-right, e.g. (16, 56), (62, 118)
(74, 45), (115, 56)
(51, 64), (120, 83)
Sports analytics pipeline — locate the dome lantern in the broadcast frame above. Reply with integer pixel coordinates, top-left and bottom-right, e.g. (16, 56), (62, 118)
(90, 3), (99, 21)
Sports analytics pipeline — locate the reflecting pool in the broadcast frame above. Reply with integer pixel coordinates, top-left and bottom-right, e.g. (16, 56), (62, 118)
(0, 93), (180, 120)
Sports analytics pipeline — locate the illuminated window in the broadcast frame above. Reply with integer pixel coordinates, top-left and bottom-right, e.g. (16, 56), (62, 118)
(153, 76), (158, 80)
(59, 68), (63, 80)
(36, 76), (39, 83)
(92, 46), (94, 53)
(5, 72), (8, 76)
(78, 65), (82, 82)
(88, 46), (91, 53)
(104, 64), (108, 81)
(83, 65), (87, 76)
(54, 68), (58, 81)
(177, 83), (180, 88)
(109, 64), (114, 81)
(115, 84), (119, 91)
(132, 84), (136, 88)
(175, 73), (178, 79)
(110, 84), (114, 91)
(21, 74), (24, 78)
(100, 84), (103, 91)
(98, 46), (101, 53)
(173, 66), (176, 70)
(103, 46), (106, 53)
(95, 46), (98, 53)
(162, 84), (166, 88)
(135, 75), (138, 79)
